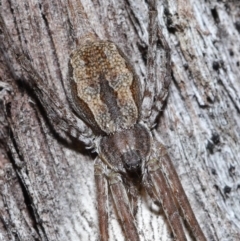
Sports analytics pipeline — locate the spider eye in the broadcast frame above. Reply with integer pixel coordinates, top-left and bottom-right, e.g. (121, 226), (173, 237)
(122, 150), (142, 173)
(125, 162), (140, 169)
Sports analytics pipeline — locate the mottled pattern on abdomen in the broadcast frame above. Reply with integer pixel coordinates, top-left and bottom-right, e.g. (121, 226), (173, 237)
(70, 41), (140, 134)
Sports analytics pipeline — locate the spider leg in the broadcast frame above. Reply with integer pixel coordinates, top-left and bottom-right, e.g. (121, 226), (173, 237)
(18, 55), (95, 147)
(149, 26), (171, 123)
(141, 7), (158, 124)
(156, 143), (207, 241)
(126, 180), (139, 217)
(108, 172), (140, 241)
(141, 4), (171, 128)
(146, 156), (188, 241)
(94, 158), (109, 241)
(143, 176), (162, 207)
(0, 15), (94, 147)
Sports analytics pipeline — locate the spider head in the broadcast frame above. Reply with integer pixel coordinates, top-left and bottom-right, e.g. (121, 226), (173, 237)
(122, 150), (142, 174)
(99, 124), (151, 177)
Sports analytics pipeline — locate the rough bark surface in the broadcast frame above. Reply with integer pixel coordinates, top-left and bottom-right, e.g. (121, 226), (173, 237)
(0, 0), (240, 241)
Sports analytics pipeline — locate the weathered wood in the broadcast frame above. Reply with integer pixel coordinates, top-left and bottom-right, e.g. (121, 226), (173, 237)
(0, 0), (240, 240)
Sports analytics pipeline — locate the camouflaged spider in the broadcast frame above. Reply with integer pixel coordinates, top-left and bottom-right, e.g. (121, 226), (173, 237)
(65, 10), (207, 241)
(16, 5), (207, 241)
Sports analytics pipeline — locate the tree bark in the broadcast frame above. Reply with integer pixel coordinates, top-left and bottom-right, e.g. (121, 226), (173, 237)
(0, 0), (240, 241)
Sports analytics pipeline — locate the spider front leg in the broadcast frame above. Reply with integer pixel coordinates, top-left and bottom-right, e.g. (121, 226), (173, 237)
(146, 141), (207, 241)
(109, 172), (140, 241)
(95, 158), (140, 241)
(146, 146), (188, 241)
(155, 142), (207, 241)
(94, 158), (109, 241)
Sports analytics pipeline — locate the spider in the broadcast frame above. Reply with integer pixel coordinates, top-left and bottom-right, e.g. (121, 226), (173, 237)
(5, 2), (207, 241)
(66, 9), (207, 241)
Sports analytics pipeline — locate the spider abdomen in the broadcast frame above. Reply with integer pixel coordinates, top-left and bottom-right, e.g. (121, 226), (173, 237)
(69, 39), (142, 134)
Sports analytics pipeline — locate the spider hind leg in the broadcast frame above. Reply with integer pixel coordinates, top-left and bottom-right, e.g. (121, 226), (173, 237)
(141, 6), (171, 128)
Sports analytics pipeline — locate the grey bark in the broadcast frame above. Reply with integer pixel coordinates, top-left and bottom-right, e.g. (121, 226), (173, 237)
(0, 0), (240, 241)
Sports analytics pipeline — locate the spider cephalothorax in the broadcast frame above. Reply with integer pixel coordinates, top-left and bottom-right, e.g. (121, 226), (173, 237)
(99, 124), (151, 175)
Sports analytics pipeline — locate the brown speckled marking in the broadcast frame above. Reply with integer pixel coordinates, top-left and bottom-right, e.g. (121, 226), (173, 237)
(69, 40), (140, 134)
